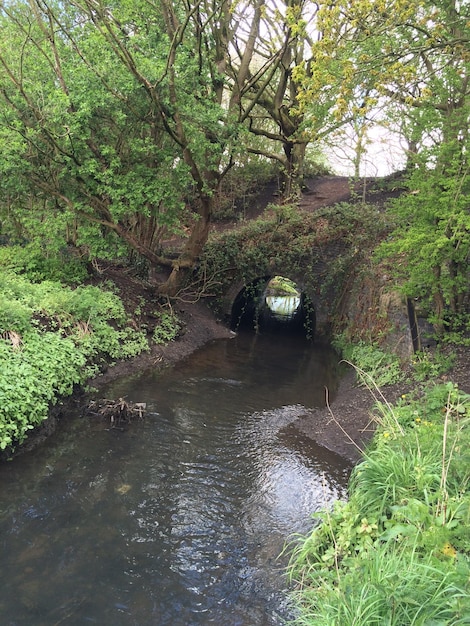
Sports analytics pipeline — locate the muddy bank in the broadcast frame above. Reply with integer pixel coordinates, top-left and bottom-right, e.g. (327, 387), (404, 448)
(291, 368), (390, 463)
(292, 343), (470, 463)
(91, 300), (234, 388)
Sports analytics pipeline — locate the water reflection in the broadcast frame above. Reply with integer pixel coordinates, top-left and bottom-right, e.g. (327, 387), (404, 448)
(0, 331), (350, 625)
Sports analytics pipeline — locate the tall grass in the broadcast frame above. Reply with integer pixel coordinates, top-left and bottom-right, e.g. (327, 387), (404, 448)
(288, 382), (470, 625)
(291, 544), (469, 625)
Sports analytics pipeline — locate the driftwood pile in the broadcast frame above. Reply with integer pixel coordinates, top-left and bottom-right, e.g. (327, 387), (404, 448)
(86, 397), (146, 427)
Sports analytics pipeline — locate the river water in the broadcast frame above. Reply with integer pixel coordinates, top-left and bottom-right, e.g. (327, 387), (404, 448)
(0, 331), (352, 625)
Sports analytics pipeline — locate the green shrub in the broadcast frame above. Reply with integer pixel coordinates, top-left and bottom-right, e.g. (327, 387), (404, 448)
(0, 333), (86, 449)
(411, 348), (455, 382)
(152, 310), (182, 345)
(0, 243), (89, 284)
(77, 320), (149, 359)
(0, 298), (33, 334)
(333, 335), (406, 387)
(376, 149), (470, 337)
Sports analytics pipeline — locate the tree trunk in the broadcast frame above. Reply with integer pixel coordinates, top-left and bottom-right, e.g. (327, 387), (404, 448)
(281, 140), (307, 200)
(432, 265), (446, 336)
(157, 196), (213, 297)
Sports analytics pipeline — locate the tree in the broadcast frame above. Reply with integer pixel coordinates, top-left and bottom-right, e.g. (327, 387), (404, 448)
(305, 0), (470, 331)
(379, 0), (470, 330)
(1, 0), (321, 295)
(0, 0), (262, 295)
(232, 0), (329, 198)
(0, 0), (192, 280)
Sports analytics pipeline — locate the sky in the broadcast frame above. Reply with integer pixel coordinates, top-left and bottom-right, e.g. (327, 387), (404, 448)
(326, 124), (407, 178)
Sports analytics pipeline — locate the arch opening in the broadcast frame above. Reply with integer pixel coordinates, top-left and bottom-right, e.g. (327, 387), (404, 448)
(230, 276), (316, 337)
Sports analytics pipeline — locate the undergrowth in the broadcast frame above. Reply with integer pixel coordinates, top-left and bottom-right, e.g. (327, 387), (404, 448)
(333, 335), (406, 387)
(287, 381), (470, 625)
(0, 270), (151, 452)
(0, 242), (89, 285)
(333, 333), (455, 388)
(152, 309), (182, 344)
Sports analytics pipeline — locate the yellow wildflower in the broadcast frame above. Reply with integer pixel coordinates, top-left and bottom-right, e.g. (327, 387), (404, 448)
(441, 543), (457, 558)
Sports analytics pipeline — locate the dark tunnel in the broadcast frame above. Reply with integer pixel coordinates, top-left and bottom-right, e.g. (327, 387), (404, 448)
(230, 276), (316, 337)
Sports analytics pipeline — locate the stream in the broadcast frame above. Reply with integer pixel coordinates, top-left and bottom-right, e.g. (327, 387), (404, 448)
(0, 331), (352, 625)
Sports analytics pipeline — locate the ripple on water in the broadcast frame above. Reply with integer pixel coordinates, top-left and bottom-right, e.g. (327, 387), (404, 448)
(0, 332), (350, 625)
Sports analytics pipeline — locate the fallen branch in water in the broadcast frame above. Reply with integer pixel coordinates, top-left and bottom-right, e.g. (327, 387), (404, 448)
(85, 397), (146, 426)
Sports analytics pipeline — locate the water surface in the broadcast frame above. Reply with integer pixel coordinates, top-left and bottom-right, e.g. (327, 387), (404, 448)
(0, 331), (351, 625)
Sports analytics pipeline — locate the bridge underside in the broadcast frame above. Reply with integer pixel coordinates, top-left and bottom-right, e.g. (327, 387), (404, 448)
(229, 276), (317, 337)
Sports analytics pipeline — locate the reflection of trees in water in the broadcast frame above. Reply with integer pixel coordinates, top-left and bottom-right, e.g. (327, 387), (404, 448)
(0, 332), (345, 624)
(266, 295), (301, 319)
(178, 332), (340, 410)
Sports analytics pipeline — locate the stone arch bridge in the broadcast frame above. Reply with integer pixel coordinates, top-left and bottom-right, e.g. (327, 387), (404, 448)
(209, 236), (354, 338)
(203, 207), (417, 355)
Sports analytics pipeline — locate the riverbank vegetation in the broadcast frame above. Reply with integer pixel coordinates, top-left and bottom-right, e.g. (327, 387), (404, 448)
(287, 348), (470, 625)
(0, 253), (183, 453)
(333, 335), (456, 388)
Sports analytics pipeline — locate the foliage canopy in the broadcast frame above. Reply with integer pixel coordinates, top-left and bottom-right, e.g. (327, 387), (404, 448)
(0, 0), (468, 321)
